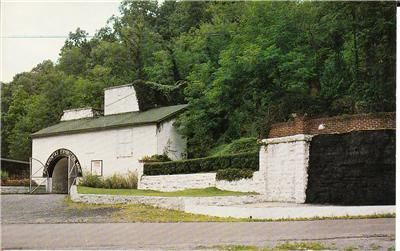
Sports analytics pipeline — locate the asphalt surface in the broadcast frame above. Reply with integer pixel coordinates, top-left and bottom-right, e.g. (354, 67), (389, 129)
(1, 194), (396, 250)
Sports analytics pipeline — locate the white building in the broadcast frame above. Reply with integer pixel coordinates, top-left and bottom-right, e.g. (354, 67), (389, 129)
(31, 84), (187, 193)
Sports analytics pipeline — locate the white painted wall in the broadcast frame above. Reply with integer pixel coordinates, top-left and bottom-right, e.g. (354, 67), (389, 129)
(104, 85), (139, 115)
(156, 119), (187, 160)
(216, 171), (265, 194)
(138, 171), (266, 194)
(260, 134), (312, 203)
(61, 108), (97, 121)
(32, 124), (158, 182)
(139, 173), (216, 192)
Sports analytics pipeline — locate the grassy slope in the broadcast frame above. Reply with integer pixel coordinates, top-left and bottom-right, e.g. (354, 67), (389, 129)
(77, 186), (257, 197)
(208, 137), (259, 156)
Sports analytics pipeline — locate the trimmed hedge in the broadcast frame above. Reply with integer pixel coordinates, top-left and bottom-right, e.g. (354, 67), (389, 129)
(140, 154), (171, 163)
(216, 168), (254, 181)
(143, 151), (258, 176)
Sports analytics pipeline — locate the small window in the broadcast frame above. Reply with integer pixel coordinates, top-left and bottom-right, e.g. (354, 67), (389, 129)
(91, 160), (103, 176)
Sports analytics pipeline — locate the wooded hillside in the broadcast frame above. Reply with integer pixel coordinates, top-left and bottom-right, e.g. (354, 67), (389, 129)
(1, 1), (396, 159)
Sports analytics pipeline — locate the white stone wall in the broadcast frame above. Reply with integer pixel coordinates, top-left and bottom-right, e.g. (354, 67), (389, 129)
(32, 124), (158, 181)
(216, 171), (265, 194)
(260, 134), (312, 203)
(61, 108), (97, 121)
(138, 171), (266, 194)
(138, 173), (216, 192)
(156, 119), (187, 160)
(0, 186), (29, 194)
(104, 85), (139, 115)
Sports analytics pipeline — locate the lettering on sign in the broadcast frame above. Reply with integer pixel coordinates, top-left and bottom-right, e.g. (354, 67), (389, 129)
(44, 148), (82, 177)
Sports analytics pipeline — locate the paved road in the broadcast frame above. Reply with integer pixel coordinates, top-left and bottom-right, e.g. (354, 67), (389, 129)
(1, 195), (396, 250)
(2, 220), (395, 250)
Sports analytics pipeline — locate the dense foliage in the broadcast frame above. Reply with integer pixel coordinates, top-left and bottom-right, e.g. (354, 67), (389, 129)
(143, 152), (258, 176)
(209, 137), (259, 156)
(1, 1), (396, 160)
(216, 168), (254, 181)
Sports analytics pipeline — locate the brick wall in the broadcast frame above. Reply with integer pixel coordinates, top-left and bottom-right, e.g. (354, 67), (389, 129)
(268, 112), (395, 138)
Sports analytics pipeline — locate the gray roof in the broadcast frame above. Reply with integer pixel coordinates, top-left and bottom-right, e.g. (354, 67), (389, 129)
(32, 104), (187, 138)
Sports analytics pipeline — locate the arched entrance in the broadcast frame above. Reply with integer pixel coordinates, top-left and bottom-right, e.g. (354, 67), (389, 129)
(44, 149), (82, 194)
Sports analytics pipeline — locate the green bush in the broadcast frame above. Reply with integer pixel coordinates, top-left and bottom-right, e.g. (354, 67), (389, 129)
(140, 154), (171, 163)
(216, 168), (254, 181)
(209, 137), (259, 156)
(79, 171), (138, 189)
(143, 152), (258, 176)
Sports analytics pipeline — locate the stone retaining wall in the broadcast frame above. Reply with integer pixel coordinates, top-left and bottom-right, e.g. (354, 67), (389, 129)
(138, 172), (266, 194)
(138, 173), (216, 191)
(70, 185), (266, 210)
(306, 130), (395, 205)
(0, 186), (29, 194)
(215, 171), (265, 194)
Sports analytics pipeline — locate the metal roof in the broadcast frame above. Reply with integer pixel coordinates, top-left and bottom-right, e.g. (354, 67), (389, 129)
(31, 104), (188, 138)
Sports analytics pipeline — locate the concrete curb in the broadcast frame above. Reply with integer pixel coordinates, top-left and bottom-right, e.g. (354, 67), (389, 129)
(184, 204), (396, 220)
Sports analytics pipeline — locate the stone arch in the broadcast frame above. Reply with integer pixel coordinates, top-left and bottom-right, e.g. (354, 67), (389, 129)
(44, 149), (82, 193)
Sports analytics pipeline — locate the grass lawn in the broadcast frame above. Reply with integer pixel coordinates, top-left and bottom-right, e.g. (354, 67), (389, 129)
(197, 242), (337, 251)
(66, 197), (395, 223)
(65, 198), (242, 222)
(77, 186), (257, 197)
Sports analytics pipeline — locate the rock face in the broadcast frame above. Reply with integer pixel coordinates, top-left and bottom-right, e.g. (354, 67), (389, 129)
(306, 130), (395, 205)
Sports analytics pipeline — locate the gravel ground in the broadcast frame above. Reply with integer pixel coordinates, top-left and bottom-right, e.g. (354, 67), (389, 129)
(1, 194), (119, 223)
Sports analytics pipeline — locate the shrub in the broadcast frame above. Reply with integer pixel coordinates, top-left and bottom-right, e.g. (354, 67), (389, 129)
(79, 171), (138, 189)
(124, 171), (138, 189)
(104, 171), (138, 189)
(143, 151), (258, 176)
(216, 168), (254, 181)
(140, 154), (171, 163)
(79, 172), (105, 188)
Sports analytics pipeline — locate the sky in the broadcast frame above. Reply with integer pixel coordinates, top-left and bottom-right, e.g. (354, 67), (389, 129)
(1, 0), (122, 83)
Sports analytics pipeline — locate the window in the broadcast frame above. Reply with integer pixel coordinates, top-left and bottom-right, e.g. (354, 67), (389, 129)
(91, 160), (103, 176)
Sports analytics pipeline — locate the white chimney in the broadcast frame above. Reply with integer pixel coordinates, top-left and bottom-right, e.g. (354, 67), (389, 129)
(61, 107), (100, 121)
(104, 84), (139, 115)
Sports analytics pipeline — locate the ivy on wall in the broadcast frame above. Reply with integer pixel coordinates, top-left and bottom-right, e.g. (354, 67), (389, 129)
(132, 80), (185, 111)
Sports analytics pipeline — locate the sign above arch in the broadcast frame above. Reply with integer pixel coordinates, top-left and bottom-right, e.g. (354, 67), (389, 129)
(43, 148), (82, 177)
